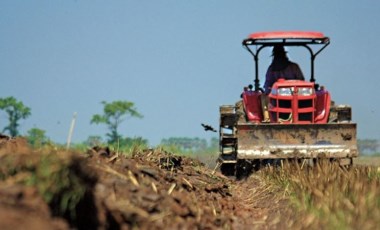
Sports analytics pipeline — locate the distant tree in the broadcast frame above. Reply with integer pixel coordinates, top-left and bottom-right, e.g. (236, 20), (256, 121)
(119, 136), (148, 148)
(193, 137), (207, 150)
(0, 97), (31, 136)
(90, 100), (143, 144)
(85, 135), (104, 147)
(26, 127), (48, 148)
(161, 137), (208, 152)
(358, 139), (379, 154)
(209, 137), (219, 149)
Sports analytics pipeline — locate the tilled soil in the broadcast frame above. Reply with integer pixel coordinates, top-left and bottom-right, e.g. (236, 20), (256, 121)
(0, 137), (291, 230)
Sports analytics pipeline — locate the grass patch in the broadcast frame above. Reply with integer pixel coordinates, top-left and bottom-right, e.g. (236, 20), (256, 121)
(261, 160), (380, 229)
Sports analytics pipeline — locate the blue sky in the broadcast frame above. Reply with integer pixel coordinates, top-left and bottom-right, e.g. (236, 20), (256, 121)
(1, 1), (379, 146)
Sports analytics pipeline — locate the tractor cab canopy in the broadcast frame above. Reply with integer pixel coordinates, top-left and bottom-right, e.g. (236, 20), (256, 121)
(242, 31), (330, 91)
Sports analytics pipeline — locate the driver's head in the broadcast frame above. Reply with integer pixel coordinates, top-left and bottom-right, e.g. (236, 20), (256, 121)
(272, 45), (287, 57)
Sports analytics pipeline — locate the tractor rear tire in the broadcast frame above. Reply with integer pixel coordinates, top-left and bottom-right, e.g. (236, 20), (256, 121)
(220, 163), (235, 176)
(236, 160), (253, 180)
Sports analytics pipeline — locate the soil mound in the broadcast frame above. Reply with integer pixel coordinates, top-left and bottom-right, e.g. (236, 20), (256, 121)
(0, 135), (30, 155)
(0, 143), (287, 229)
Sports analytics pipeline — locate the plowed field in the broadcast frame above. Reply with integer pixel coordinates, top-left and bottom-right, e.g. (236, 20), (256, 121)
(0, 137), (292, 230)
(0, 137), (379, 230)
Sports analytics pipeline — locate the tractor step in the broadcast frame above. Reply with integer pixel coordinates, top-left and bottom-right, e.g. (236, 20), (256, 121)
(218, 154), (237, 164)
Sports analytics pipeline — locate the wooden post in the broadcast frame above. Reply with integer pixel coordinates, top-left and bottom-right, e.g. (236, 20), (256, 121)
(66, 112), (77, 149)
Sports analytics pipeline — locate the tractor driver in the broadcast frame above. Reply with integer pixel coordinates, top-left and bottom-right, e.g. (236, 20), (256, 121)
(263, 45), (304, 94)
(261, 45), (304, 122)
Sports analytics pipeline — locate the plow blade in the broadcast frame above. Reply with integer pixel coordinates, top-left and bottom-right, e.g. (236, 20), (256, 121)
(237, 123), (358, 159)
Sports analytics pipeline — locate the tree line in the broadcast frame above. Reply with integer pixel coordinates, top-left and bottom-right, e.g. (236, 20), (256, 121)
(0, 96), (144, 148)
(358, 139), (380, 155)
(160, 137), (218, 152)
(0, 96), (218, 152)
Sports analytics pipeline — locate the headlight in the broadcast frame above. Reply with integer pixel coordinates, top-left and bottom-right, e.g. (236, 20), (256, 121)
(298, 87), (314, 96)
(277, 87), (293, 96)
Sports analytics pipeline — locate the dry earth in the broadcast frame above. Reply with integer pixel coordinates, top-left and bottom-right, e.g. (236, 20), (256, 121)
(0, 136), (294, 230)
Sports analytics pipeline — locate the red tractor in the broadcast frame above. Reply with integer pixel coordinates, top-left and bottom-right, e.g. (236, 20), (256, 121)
(217, 31), (358, 176)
